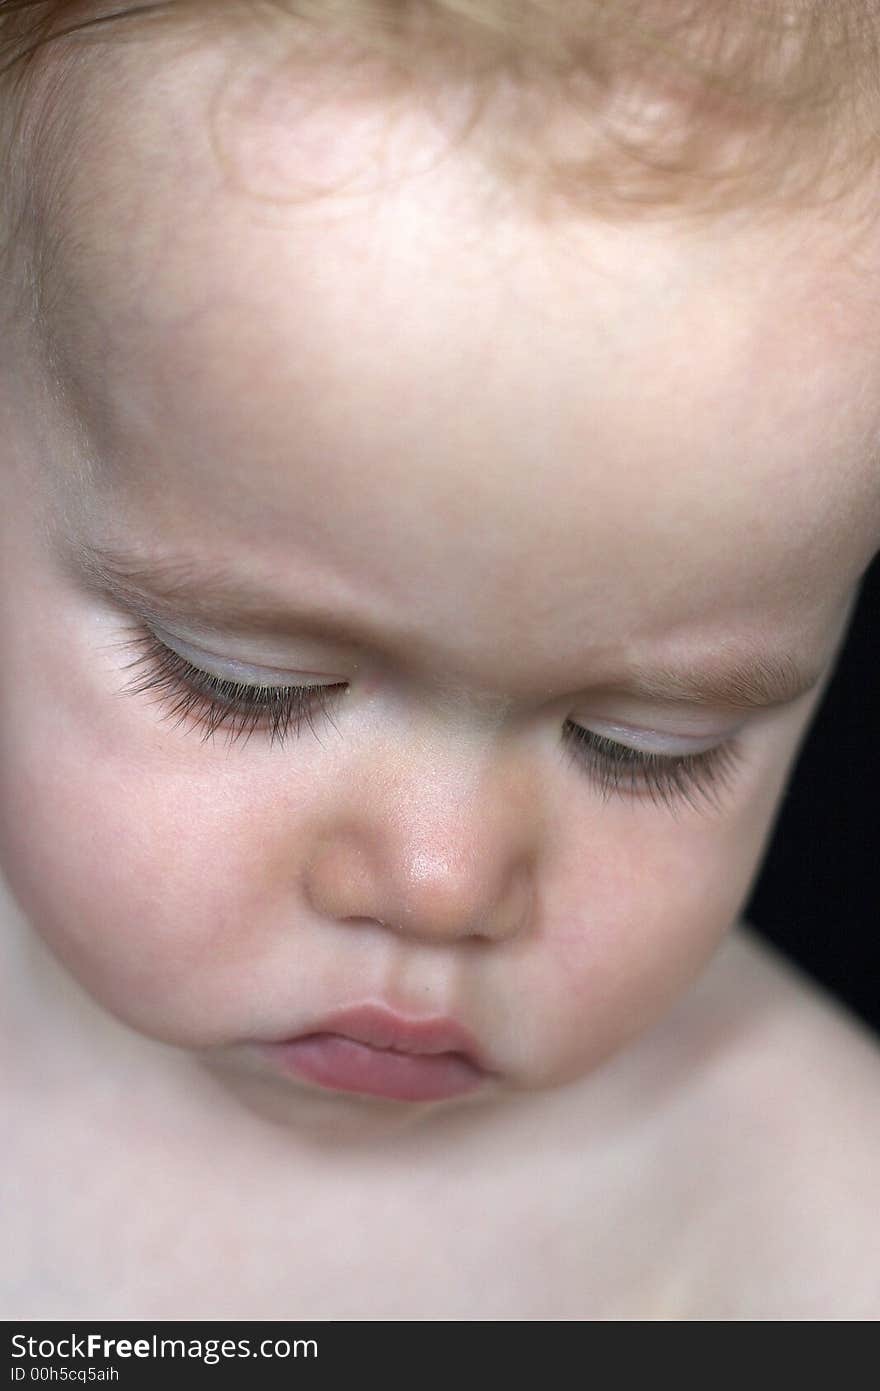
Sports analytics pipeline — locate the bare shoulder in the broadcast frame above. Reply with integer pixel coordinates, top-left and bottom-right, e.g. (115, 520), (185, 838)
(671, 922), (880, 1319)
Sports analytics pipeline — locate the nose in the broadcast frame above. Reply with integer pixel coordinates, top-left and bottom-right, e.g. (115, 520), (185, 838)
(302, 752), (540, 945)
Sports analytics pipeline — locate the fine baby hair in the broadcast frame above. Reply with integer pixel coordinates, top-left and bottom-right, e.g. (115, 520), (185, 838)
(1, 1), (879, 228)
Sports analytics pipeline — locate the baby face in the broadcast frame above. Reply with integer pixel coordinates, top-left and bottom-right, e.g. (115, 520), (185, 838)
(1, 34), (878, 1131)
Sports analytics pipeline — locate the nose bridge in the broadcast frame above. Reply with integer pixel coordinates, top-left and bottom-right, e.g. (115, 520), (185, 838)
(303, 730), (542, 943)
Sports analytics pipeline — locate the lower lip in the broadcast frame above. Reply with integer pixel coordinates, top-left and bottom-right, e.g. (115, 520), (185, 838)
(257, 1034), (487, 1102)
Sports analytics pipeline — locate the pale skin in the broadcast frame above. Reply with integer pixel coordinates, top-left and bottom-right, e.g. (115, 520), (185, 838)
(1, 26), (880, 1318)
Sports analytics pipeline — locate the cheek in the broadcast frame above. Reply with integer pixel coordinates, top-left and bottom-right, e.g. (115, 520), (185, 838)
(0, 643), (279, 1045)
(535, 798), (776, 1080)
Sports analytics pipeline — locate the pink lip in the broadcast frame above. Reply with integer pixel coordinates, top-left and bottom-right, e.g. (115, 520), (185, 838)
(304, 1005), (484, 1059)
(257, 1004), (491, 1102)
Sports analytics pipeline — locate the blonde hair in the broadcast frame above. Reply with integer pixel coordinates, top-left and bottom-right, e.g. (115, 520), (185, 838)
(0, 0), (878, 230)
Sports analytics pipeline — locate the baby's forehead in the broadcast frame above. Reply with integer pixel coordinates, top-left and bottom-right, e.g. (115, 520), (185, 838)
(9, 22), (880, 642)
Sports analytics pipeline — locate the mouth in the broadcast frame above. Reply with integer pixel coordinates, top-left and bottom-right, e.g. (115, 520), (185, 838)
(256, 1004), (491, 1102)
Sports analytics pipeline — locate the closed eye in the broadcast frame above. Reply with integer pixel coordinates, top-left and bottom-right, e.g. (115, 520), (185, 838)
(107, 621), (745, 814)
(561, 721), (745, 816)
(108, 623), (347, 749)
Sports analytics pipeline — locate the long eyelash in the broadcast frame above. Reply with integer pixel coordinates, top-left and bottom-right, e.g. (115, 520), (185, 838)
(107, 624), (347, 750)
(105, 625), (743, 809)
(561, 721), (744, 817)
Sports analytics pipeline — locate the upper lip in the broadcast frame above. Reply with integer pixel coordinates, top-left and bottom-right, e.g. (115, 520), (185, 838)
(283, 1004), (486, 1067)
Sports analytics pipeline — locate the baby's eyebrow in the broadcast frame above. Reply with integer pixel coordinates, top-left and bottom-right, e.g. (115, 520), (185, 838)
(617, 652), (823, 711)
(62, 536), (405, 651)
(60, 537), (825, 712)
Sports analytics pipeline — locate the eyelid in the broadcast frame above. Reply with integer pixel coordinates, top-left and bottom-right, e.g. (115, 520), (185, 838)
(575, 716), (747, 756)
(562, 722), (745, 817)
(146, 621), (345, 685)
(152, 622), (747, 744)
(112, 622), (746, 814)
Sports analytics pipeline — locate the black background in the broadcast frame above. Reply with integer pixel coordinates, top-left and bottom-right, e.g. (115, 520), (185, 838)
(745, 549), (879, 1037)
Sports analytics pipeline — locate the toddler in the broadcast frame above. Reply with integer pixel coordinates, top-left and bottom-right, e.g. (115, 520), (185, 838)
(1, 0), (879, 1320)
